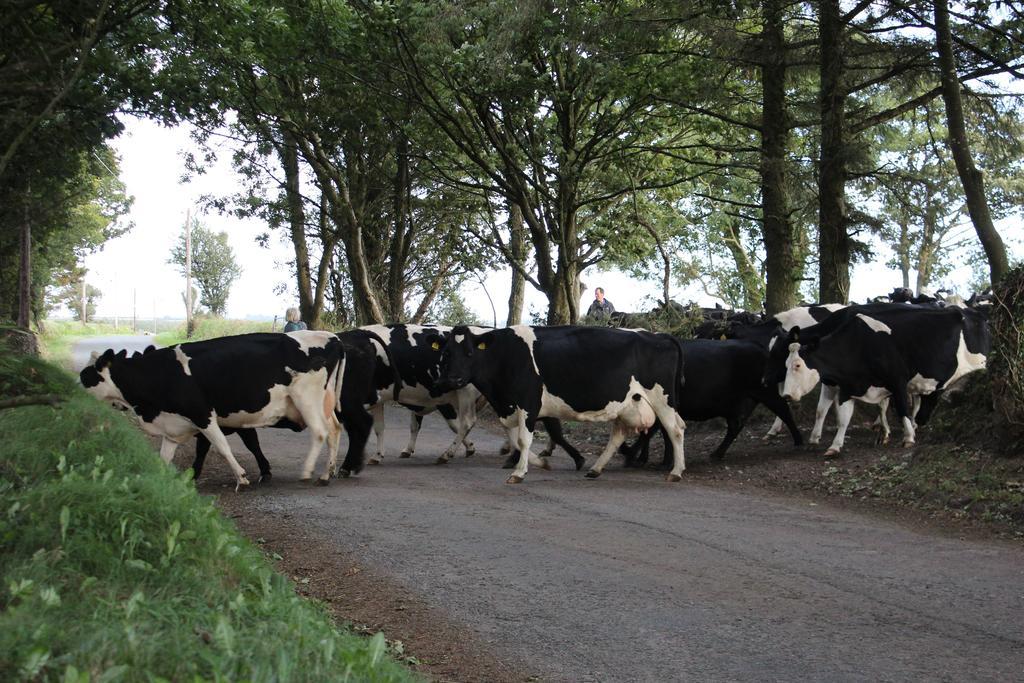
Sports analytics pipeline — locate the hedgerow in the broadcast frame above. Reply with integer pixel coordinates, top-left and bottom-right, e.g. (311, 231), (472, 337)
(0, 352), (414, 682)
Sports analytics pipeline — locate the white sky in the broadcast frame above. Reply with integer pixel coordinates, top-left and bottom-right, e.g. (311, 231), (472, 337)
(80, 117), (1022, 324)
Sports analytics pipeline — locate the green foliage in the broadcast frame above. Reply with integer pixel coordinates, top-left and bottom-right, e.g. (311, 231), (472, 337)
(989, 265), (1024, 440)
(156, 316), (274, 347)
(0, 353), (414, 682)
(426, 280), (483, 327)
(168, 220), (242, 317)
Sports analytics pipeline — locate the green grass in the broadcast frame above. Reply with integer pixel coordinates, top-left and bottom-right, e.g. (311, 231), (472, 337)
(0, 352), (415, 682)
(156, 317), (275, 346)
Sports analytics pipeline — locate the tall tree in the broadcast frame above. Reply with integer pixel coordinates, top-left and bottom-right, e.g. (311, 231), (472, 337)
(932, 0), (1008, 285)
(168, 220), (242, 316)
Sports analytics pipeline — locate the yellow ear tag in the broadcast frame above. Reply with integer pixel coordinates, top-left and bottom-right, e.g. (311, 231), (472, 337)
(477, 342), (487, 350)
(431, 341), (440, 350)
(719, 334), (727, 341)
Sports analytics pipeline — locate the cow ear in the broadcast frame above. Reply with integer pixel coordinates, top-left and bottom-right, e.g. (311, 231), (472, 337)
(115, 349), (128, 359)
(89, 350), (100, 364)
(144, 345), (156, 354)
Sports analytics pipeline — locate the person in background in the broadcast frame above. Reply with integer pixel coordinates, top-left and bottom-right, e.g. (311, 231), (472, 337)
(283, 307), (307, 332)
(587, 287), (615, 319)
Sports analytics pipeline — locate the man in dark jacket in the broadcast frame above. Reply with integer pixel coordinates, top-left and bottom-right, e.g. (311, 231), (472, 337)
(586, 287), (615, 319)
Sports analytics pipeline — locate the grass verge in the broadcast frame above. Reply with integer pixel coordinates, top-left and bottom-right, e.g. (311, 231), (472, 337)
(156, 317), (275, 346)
(0, 352), (415, 682)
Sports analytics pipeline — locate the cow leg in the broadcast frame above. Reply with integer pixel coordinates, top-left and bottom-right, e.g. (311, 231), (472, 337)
(401, 413), (424, 458)
(437, 399), (476, 464)
(191, 435), (209, 478)
(873, 398), (891, 446)
(711, 415), (744, 461)
(199, 421), (249, 491)
(759, 392), (803, 448)
(914, 392), (941, 427)
(619, 434), (647, 468)
(823, 399), (856, 458)
(762, 417), (785, 440)
(292, 387), (335, 483)
(661, 409), (687, 483)
(507, 411), (537, 484)
(368, 402), (386, 465)
(541, 417), (584, 470)
(338, 407), (373, 477)
(321, 413), (344, 483)
(889, 386), (916, 448)
(160, 437), (179, 465)
(236, 428), (272, 482)
(585, 423), (631, 479)
(809, 385), (838, 445)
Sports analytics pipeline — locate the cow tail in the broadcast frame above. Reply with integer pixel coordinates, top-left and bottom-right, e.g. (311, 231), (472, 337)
(668, 335), (686, 407)
(332, 344), (346, 414)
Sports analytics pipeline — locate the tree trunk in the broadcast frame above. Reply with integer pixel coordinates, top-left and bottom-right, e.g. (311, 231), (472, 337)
(934, 0), (1009, 286)
(17, 200), (31, 328)
(281, 133), (317, 325)
(916, 197), (937, 293)
(506, 202), (526, 326)
(387, 131), (412, 321)
(818, 0), (851, 304)
(898, 214), (911, 290)
(760, 0), (799, 316)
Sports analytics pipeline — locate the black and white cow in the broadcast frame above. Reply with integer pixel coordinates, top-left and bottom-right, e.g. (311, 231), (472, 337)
(189, 328), (396, 481)
(80, 331), (346, 487)
(361, 323), (484, 465)
(621, 338), (803, 467)
(438, 325), (687, 483)
(769, 305), (990, 456)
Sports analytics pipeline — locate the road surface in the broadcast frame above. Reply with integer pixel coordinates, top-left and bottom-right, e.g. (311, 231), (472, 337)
(192, 406), (1024, 682)
(71, 335), (155, 371)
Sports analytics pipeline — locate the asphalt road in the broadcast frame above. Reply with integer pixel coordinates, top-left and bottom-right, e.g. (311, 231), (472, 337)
(197, 407), (1024, 683)
(71, 334), (156, 371)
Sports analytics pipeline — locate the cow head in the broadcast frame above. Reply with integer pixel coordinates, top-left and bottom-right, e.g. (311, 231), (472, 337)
(780, 328), (819, 402)
(437, 325), (492, 392)
(762, 327), (791, 387)
(79, 349), (131, 410)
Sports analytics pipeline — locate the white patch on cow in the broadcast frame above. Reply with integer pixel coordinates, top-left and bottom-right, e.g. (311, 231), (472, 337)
(941, 332), (987, 389)
(220, 382), (305, 428)
(768, 337), (776, 352)
(287, 329), (337, 354)
(856, 314), (892, 334)
(775, 303), (845, 331)
(908, 373), (939, 395)
(174, 346), (192, 376)
(852, 385), (891, 404)
(510, 325), (542, 374)
(454, 334), (464, 344)
(539, 377), (656, 432)
(147, 411), (199, 440)
(781, 344), (819, 401)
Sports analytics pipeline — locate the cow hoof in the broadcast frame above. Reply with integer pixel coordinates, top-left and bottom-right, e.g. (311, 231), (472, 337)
(316, 478), (329, 487)
(902, 441), (915, 449)
(367, 458), (381, 466)
(299, 474), (312, 482)
(234, 477), (251, 492)
(823, 448), (841, 459)
(506, 474), (524, 484)
(572, 458), (585, 471)
(465, 448), (476, 458)
(809, 437), (821, 446)
(539, 458), (552, 471)
(499, 445), (511, 455)
(709, 452), (725, 461)
(435, 456), (450, 465)
(665, 473), (681, 483)
(585, 469), (601, 479)
(338, 469), (351, 478)
(399, 451), (413, 459)
(258, 473), (272, 484)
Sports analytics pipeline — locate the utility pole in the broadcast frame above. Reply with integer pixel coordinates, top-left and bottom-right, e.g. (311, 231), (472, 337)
(132, 288), (137, 333)
(81, 275), (87, 324)
(185, 209), (194, 338)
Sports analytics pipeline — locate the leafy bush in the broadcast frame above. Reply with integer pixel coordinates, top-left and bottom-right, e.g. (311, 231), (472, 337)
(155, 316), (275, 346)
(989, 266), (1024, 445)
(0, 353), (414, 682)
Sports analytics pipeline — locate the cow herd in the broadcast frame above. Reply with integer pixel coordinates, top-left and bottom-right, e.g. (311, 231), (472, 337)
(78, 298), (991, 490)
